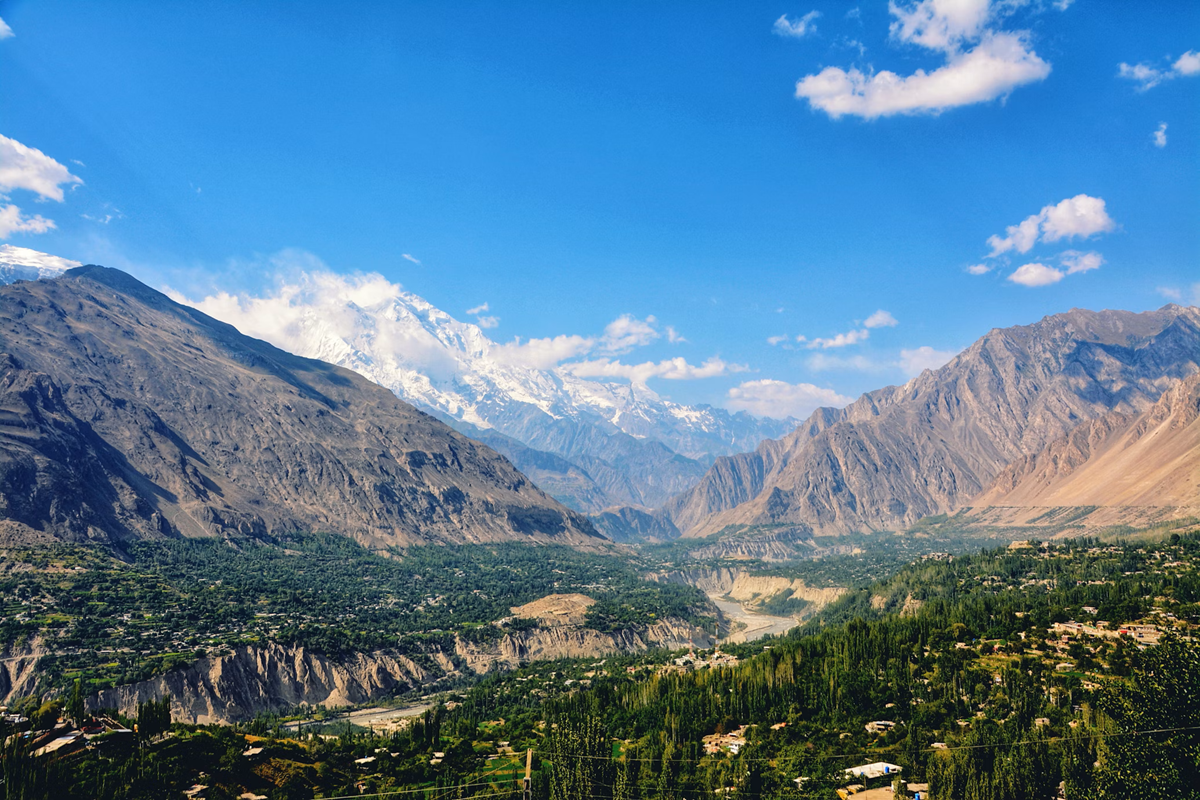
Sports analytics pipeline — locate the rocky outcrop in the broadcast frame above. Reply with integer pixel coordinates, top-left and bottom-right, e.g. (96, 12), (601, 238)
(660, 306), (1200, 536)
(454, 618), (714, 674)
(85, 617), (716, 724)
(87, 643), (432, 724)
(0, 640), (45, 703)
(648, 569), (846, 617)
(0, 267), (603, 548)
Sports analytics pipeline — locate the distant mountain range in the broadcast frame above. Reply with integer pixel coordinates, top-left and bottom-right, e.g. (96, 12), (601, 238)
(175, 272), (797, 512)
(612, 305), (1200, 540)
(0, 266), (601, 549)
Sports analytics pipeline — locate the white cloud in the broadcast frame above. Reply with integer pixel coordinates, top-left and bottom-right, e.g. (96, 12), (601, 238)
(898, 345), (957, 376)
(774, 11), (821, 38)
(806, 328), (870, 349)
(1157, 286), (1182, 301)
(0, 134), (82, 202)
(665, 325), (686, 343)
(1176, 50), (1200, 76)
(795, 0), (1051, 120)
(564, 356), (745, 388)
(986, 194), (1115, 255)
(0, 18), (12, 40)
(1007, 262), (1064, 287)
(888, 0), (992, 53)
(402, 253), (421, 264)
(1153, 122), (1168, 148)
(0, 204), (56, 238)
(492, 334), (595, 369)
(766, 334), (790, 346)
(1059, 250), (1102, 274)
(1118, 50), (1200, 91)
(863, 309), (899, 328)
(987, 214), (1041, 255)
(466, 302), (489, 315)
(601, 314), (660, 353)
(796, 33), (1049, 119)
(966, 263), (992, 275)
(475, 315), (500, 329)
(726, 379), (851, 419)
(1040, 194), (1116, 242)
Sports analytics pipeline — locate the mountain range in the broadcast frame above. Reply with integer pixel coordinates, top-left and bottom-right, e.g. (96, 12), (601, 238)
(173, 274), (797, 513)
(0, 266), (601, 549)
(630, 305), (1200, 539)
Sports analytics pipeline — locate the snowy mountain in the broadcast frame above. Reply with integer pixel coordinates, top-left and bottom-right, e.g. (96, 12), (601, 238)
(173, 271), (797, 512)
(0, 244), (80, 282)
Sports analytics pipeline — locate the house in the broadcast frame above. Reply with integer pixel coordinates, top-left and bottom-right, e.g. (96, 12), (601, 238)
(183, 786), (208, 799)
(865, 720), (897, 734)
(355, 756), (378, 770)
(844, 762), (903, 787)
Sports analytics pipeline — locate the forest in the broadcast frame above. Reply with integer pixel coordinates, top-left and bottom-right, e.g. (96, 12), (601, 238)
(3, 534), (1197, 799)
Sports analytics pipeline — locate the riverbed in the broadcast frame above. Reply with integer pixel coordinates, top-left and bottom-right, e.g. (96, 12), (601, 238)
(710, 596), (797, 643)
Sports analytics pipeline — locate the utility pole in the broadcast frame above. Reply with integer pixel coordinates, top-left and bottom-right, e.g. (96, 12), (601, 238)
(523, 748), (533, 800)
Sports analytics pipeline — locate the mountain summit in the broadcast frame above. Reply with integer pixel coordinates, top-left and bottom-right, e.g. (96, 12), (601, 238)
(0, 266), (602, 548)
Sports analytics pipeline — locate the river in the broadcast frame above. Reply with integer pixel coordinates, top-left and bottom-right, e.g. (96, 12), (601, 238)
(710, 596), (798, 643)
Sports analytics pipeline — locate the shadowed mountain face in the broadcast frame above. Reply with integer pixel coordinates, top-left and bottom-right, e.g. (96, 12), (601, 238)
(0, 267), (603, 549)
(657, 305), (1200, 537)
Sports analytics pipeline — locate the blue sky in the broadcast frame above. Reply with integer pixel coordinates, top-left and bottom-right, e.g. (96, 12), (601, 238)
(1, 0), (1197, 418)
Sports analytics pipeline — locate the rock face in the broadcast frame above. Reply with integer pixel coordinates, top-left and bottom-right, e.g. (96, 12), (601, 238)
(659, 306), (1200, 536)
(0, 640), (44, 703)
(454, 619), (713, 674)
(0, 267), (602, 548)
(87, 643), (432, 724)
(86, 618), (716, 724)
(967, 372), (1200, 519)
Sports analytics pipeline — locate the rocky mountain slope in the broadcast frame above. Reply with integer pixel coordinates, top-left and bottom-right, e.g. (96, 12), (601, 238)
(0, 266), (602, 548)
(657, 306), (1200, 537)
(175, 271), (793, 512)
(968, 372), (1200, 517)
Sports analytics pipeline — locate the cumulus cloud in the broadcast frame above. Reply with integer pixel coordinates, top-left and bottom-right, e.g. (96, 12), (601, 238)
(492, 335), (595, 369)
(767, 334), (790, 346)
(0, 134), (82, 240)
(966, 263), (992, 275)
(794, 0), (1052, 119)
(564, 356), (745, 388)
(466, 302), (489, 315)
(0, 18), (12, 40)
(1060, 250), (1102, 274)
(726, 379), (851, 419)
(774, 10), (821, 38)
(402, 253), (421, 264)
(898, 345), (957, 376)
(0, 134), (82, 202)
(1118, 50), (1200, 91)
(665, 326), (686, 343)
(0, 205), (56, 238)
(474, 315), (500, 329)
(1154, 122), (1168, 148)
(601, 314), (660, 353)
(986, 194), (1115, 256)
(863, 309), (899, 328)
(806, 328), (870, 349)
(1007, 262), (1064, 287)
